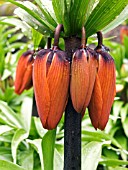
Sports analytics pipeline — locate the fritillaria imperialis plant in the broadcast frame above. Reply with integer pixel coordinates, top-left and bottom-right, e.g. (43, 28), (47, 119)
(9, 0), (128, 169)
(15, 26), (116, 131)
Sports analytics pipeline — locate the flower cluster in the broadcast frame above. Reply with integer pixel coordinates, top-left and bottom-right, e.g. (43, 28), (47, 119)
(15, 26), (116, 130)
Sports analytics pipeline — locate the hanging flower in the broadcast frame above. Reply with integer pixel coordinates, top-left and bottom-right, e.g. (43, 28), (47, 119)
(15, 26), (116, 131)
(88, 32), (116, 130)
(33, 25), (70, 130)
(70, 27), (98, 115)
(15, 50), (34, 94)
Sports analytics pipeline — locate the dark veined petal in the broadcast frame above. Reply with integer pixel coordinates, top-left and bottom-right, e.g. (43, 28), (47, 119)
(45, 51), (70, 129)
(15, 51), (34, 94)
(98, 52), (116, 130)
(33, 49), (51, 127)
(88, 75), (103, 129)
(70, 49), (89, 113)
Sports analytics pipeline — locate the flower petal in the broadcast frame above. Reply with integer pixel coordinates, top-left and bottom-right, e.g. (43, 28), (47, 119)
(33, 50), (51, 127)
(98, 52), (116, 130)
(15, 51), (33, 94)
(81, 49), (98, 115)
(88, 75), (103, 129)
(46, 51), (70, 129)
(70, 49), (89, 113)
(18, 56), (34, 94)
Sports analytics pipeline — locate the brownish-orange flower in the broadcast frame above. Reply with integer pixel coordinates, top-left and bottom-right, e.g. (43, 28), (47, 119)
(88, 45), (116, 130)
(15, 50), (34, 94)
(70, 47), (98, 115)
(33, 47), (70, 130)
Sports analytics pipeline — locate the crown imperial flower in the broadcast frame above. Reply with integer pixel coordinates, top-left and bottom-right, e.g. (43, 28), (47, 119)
(15, 50), (34, 94)
(15, 27), (116, 130)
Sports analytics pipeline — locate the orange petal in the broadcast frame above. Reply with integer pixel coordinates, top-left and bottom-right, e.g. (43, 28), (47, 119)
(18, 56), (34, 94)
(33, 50), (51, 127)
(70, 49), (89, 113)
(45, 51), (70, 129)
(15, 51), (33, 94)
(98, 52), (116, 130)
(81, 49), (98, 115)
(88, 75), (103, 129)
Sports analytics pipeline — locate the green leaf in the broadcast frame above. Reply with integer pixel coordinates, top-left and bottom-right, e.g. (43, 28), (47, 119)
(27, 139), (44, 170)
(11, 129), (28, 163)
(1, 69), (11, 81)
(0, 147), (12, 162)
(0, 100), (24, 129)
(32, 28), (43, 49)
(123, 117), (128, 137)
(21, 97), (32, 132)
(0, 133), (12, 143)
(0, 43), (5, 76)
(82, 130), (122, 149)
(7, 0), (55, 35)
(113, 101), (124, 123)
(69, 0), (94, 34)
(103, 5), (128, 34)
(82, 141), (102, 170)
(0, 17), (31, 35)
(54, 149), (63, 170)
(109, 167), (128, 170)
(34, 0), (57, 26)
(110, 45), (125, 74)
(0, 125), (13, 135)
(85, 0), (128, 37)
(120, 104), (128, 123)
(8, 33), (24, 44)
(52, 0), (70, 35)
(42, 129), (56, 170)
(52, 0), (63, 23)
(18, 150), (34, 170)
(100, 157), (128, 166)
(34, 117), (48, 138)
(0, 160), (25, 170)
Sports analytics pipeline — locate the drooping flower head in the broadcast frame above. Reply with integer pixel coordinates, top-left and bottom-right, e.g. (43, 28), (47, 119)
(88, 31), (116, 130)
(15, 50), (34, 94)
(70, 27), (98, 115)
(33, 25), (70, 130)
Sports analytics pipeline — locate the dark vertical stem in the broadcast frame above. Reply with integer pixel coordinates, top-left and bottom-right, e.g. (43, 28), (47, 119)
(97, 31), (103, 47)
(47, 37), (52, 49)
(32, 93), (38, 117)
(64, 36), (82, 170)
(53, 24), (63, 47)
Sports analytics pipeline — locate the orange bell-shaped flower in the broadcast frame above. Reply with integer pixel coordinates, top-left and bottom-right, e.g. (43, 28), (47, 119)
(70, 27), (98, 115)
(15, 50), (34, 94)
(33, 47), (70, 130)
(88, 32), (116, 130)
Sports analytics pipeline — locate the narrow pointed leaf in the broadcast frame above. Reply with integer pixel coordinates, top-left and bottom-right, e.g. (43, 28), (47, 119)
(85, 0), (128, 37)
(103, 5), (128, 34)
(11, 129), (28, 164)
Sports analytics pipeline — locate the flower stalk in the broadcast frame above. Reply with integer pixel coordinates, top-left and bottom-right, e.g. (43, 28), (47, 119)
(64, 36), (82, 170)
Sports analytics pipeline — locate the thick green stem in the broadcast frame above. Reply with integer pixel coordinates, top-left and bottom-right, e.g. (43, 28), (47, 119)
(64, 36), (82, 170)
